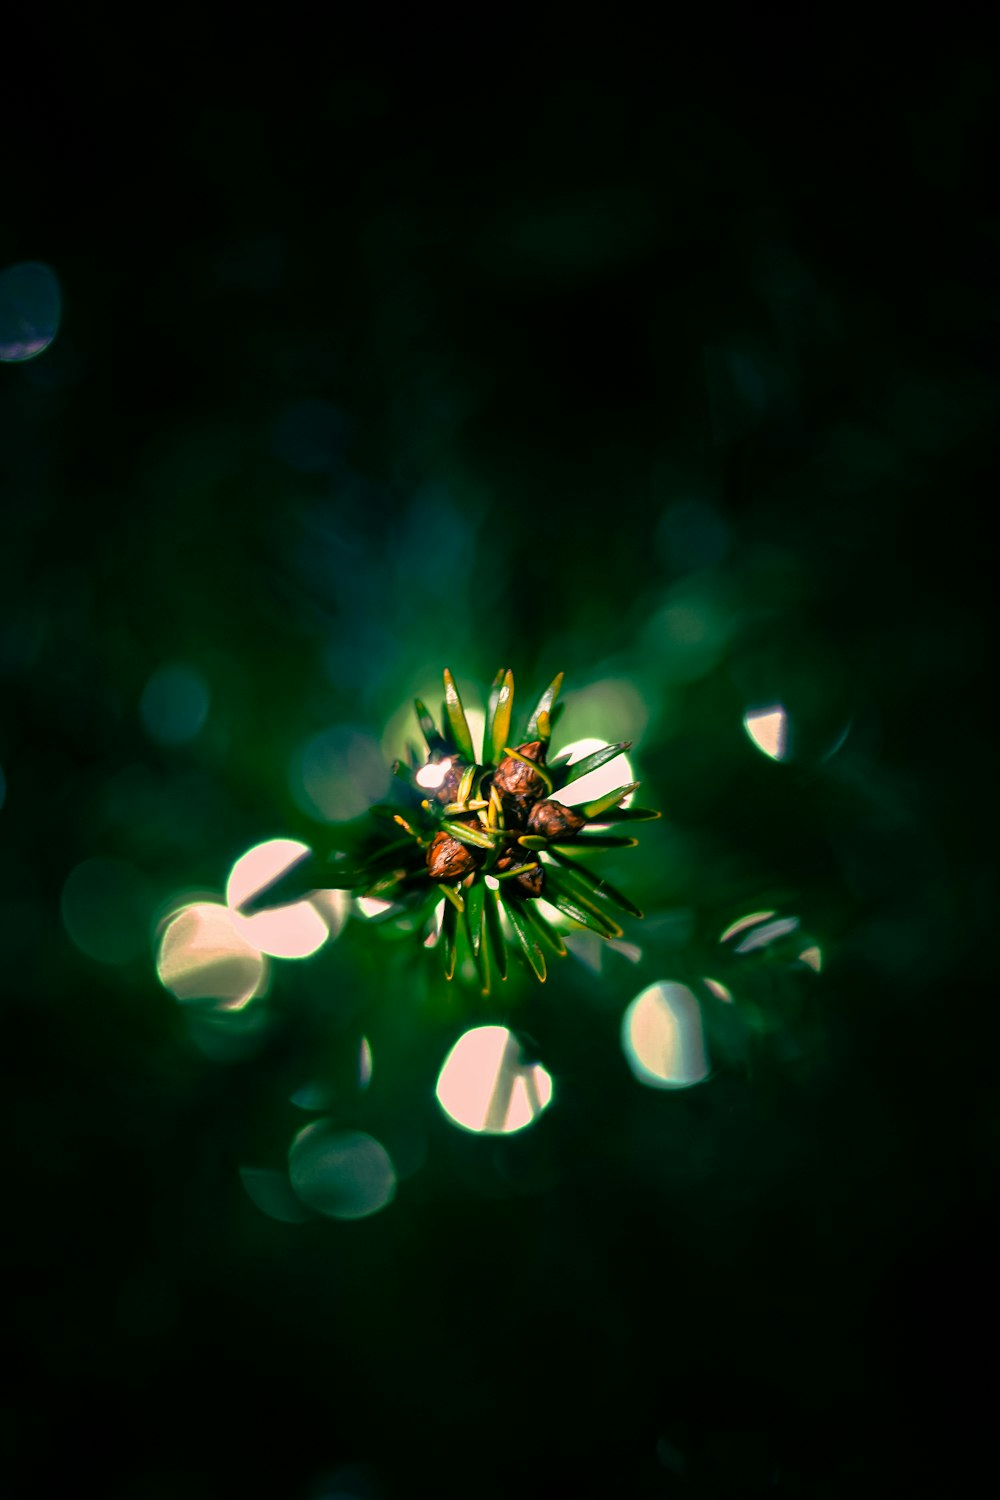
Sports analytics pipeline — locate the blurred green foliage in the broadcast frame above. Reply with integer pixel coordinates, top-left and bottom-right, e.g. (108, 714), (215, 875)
(2, 16), (995, 1498)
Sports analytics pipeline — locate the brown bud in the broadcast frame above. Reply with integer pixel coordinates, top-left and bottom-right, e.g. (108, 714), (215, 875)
(527, 798), (587, 840)
(493, 741), (546, 800)
(426, 825), (479, 882)
(500, 795), (533, 832)
(516, 863), (545, 898)
(433, 758), (470, 806)
(495, 848), (545, 899)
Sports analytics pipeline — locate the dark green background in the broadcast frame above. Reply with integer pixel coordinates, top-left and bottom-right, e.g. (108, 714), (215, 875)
(2, 18), (995, 1497)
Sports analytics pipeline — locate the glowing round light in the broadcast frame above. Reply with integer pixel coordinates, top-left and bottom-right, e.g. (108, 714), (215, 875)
(157, 901), (265, 1008)
(226, 838), (329, 959)
(415, 757), (453, 790)
(234, 904), (328, 960)
(226, 833), (308, 904)
(743, 705), (789, 761)
(290, 727), (388, 823)
(0, 261), (61, 362)
(622, 981), (710, 1090)
(555, 737), (634, 809)
(60, 857), (152, 965)
(435, 1025), (554, 1135)
(139, 662), (209, 746)
(642, 585), (729, 683)
(289, 1123), (396, 1220)
(555, 676), (650, 746)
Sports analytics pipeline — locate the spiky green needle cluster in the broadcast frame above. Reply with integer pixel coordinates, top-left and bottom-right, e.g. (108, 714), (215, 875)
(344, 669), (659, 990)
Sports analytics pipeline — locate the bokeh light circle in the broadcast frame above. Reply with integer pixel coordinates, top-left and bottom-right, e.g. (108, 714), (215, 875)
(290, 727), (389, 823)
(226, 838), (331, 959)
(555, 737), (634, 808)
(641, 580), (730, 683)
(436, 1025), (554, 1134)
(622, 981), (710, 1089)
(61, 857), (152, 965)
(140, 663), (210, 746)
(0, 261), (61, 361)
(289, 1123), (396, 1220)
(743, 704), (789, 761)
(157, 901), (265, 1007)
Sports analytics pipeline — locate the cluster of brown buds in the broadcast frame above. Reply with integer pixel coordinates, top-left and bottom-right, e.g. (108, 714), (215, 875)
(424, 738), (587, 897)
(240, 670), (659, 990)
(359, 669), (659, 989)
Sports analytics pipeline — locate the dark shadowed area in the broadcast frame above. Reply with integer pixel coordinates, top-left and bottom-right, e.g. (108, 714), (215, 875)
(2, 18), (995, 1498)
